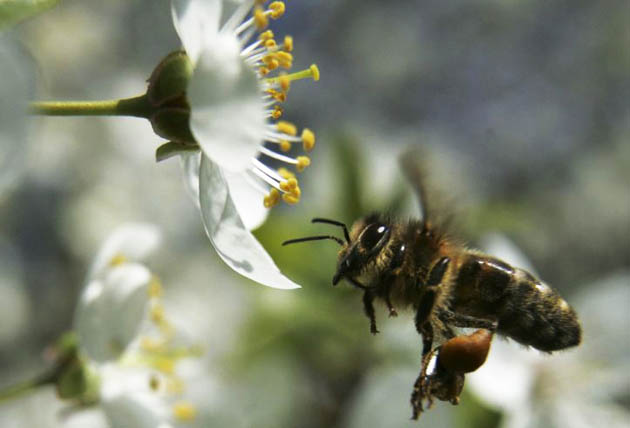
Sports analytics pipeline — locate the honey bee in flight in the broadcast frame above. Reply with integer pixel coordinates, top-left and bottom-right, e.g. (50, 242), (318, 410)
(283, 150), (582, 419)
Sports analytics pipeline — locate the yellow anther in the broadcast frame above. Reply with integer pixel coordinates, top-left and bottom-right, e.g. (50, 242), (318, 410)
(254, 7), (268, 29)
(269, 1), (285, 19)
(156, 357), (175, 374)
(267, 58), (279, 70)
(296, 156), (311, 172)
(166, 377), (185, 394)
(277, 167), (295, 179)
(279, 140), (291, 152)
(263, 188), (280, 208)
(277, 120), (297, 136)
(279, 74), (291, 91)
(271, 105), (283, 119)
(259, 66), (270, 76)
(275, 51), (293, 68)
(259, 30), (274, 41)
(148, 277), (163, 298)
(150, 303), (165, 324)
(273, 91), (286, 102)
(173, 402), (197, 422)
(283, 35), (293, 52)
(141, 337), (164, 352)
(109, 253), (127, 266)
(149, 375), (160, 391)
(282, 193), (300, 205)
(301, 128), (315, 151)
(310, 64), (320, 81)
(279, 177), (298, 192)
(264, 39), (277, 49)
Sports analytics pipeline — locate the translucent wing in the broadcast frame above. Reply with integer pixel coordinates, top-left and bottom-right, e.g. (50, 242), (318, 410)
(399, 148), (430, 221)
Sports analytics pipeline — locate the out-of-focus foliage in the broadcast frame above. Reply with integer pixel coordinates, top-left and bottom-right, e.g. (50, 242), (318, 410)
(0, 0), (628, 427)
(0, 0), (58, 31)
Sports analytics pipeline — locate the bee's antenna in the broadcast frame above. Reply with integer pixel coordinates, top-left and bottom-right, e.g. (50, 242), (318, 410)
(311, 218), (351, 243)
(282, 235), (345, 246)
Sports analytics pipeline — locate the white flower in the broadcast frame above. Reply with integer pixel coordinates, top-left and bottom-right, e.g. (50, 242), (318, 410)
(73, 224), (209, 427)
(171, 0), (319, 289)
(467, 235), (630, 428)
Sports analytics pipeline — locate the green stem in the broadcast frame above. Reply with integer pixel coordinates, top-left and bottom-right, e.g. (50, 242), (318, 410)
(30, 94), (153, 119)
(0, 370), (55, 402)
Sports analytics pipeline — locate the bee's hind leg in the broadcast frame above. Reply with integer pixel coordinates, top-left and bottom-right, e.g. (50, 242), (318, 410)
(437, 310), (498, 331)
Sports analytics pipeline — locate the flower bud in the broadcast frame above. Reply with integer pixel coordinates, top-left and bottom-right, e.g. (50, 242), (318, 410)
(147, 51), (193, 107)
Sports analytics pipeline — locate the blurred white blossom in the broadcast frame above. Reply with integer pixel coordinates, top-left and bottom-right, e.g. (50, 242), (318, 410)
(73, 223), (211, 427)
(172, 0), (320, 289)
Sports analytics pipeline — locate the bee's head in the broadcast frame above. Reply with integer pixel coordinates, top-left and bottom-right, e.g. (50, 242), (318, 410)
(282, 214), (392, 286)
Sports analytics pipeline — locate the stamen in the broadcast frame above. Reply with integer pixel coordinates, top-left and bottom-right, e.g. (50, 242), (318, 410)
(254, 7), (268, 30)
(173, 402), (197, 421)
(148, 277), (163, 298)
(264, 188), (280, 208)
(301, 128), (315, 151)
(283, 35), (293, 52)
(278, 167), (295, 179)
(280, 140), (291, 152)
(296, 156), (311, 172)
(264, 64), (320, 85)
(259, 146), (298, 164)
(259, 30), (274, 41)
(277, 120), (297, 136)
(269, 2), (286, 19)
(151, 303), (165, 324)
(271, 105), (283, 119)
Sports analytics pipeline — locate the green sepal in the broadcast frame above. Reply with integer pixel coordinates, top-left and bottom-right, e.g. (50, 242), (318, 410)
(147, 50), (194, 107)
(150, 107), (195, 144)
(0, 0), (59, 31)
(156, 141), (200, 162)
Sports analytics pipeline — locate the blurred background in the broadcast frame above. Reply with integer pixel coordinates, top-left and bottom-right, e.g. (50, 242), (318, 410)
(0, 0), (629, 427)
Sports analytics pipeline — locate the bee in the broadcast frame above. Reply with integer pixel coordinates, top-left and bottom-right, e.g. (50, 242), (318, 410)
(282, 151), (581, 419)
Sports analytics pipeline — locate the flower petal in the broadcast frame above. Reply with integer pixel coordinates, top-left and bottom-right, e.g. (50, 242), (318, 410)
(223, 169), (269, 230)
(100, 365), (168, 428)
(198, 156), (300, 289)
(180, 152), (202, 206)
(88, 223), (161, 281)
(171, 0), (222, 65)
(188, 32), (265, 173)
(75, 264), (151, 362)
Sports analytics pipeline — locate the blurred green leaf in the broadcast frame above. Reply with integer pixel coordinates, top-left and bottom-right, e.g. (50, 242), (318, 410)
(0, 0), (59, 31)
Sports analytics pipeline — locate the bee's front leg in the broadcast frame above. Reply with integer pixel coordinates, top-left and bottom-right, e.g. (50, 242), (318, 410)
(362, 289), (379, 335)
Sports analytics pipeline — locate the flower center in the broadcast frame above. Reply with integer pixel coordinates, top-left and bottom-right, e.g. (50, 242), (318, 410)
(230, 1), (320, 208)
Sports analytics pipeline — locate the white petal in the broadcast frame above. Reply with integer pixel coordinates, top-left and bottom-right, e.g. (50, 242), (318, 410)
(223, 169), (269, 230)
(171, 0), (222, 65)
(75, 264), (151, 362)
(100, 365), (169, 428)
(88, 223), (161, 281)
(0, 36), (34, 198)
(188, 33), (265, 173)
(467, 338), (538, 412)
(180, 152), (202, 206)
(198, 157), (300, 289)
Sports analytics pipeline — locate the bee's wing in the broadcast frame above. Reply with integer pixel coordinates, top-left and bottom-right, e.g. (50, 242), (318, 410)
(399, 148), (430, 221)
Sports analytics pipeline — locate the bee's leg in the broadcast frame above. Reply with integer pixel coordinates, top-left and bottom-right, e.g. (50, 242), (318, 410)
(362, 289), (379, 335)
(438, 310), (497, 331)
(384, 289), (398, 317)
(411, 321), (434, 419)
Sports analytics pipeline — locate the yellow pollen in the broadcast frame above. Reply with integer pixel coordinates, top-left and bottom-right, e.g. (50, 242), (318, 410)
(254, 7), (268, 29)
(279, 177), (299, 192)
(283, 35), (293, 52)
(277, 120), (297, 136)
(267, 58), (279, 71)
(269, 1), (286, 19)
(273, 91), (286, 102)
(279, 140), (291, 152)
(277, 167), (295, 179)
(259, 66), (270, 76)
(276, 51), (293, 67)
(282, 193), (300, 205)
(173, 402), (197, 421)
(301, 128), (315, 151)
(109, 253), (127, 266)
(156, 357), (175, 374)
(263, 188), (280, 208)
(264, 39), (277, 49)
(271, 105), (283, 119)
(150, 304), (165, 324)
(259, 30), (274, 41)
(148, 277), (163, 298)
(279, 74), (291, 91)
(296, 156), (311, 172)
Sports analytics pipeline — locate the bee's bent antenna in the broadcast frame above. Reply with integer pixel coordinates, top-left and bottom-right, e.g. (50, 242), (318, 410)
(311, 218), (351, 243)
(282, 235), (344, 246)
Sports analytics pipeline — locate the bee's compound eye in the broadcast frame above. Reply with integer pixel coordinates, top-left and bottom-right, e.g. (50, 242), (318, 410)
(361, 223), (388, 250)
